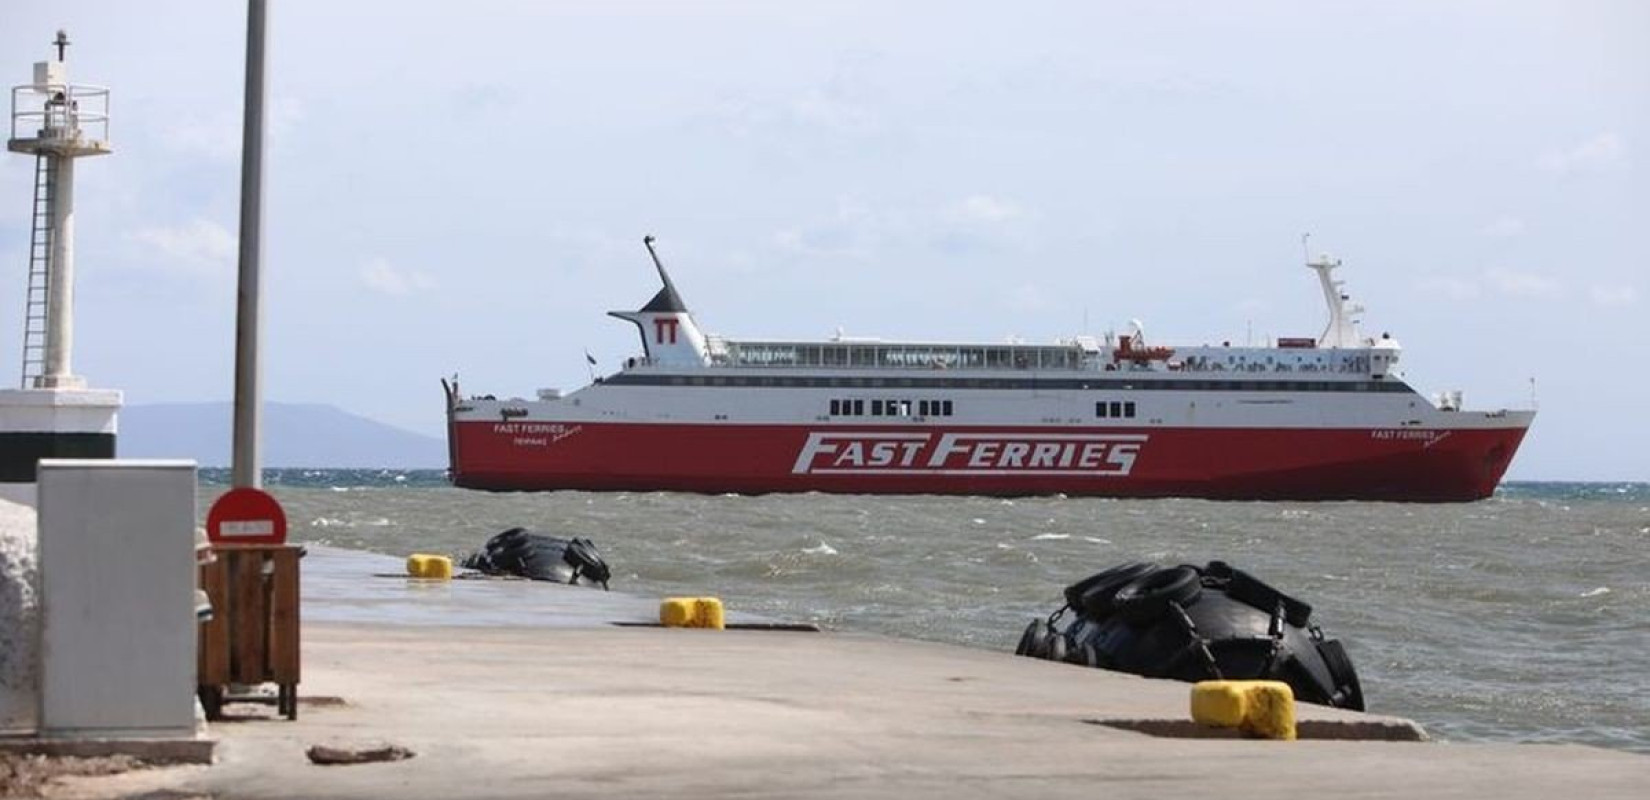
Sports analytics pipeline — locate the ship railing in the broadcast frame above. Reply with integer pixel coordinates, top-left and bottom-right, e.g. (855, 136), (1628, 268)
(634, 353), (1376, 377)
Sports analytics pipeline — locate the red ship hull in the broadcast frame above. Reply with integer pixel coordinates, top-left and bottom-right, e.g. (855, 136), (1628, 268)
(448, 420), (1529, 502)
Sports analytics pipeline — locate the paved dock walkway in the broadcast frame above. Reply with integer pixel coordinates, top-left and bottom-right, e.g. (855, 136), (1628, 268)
(60, 546), (1650, 799)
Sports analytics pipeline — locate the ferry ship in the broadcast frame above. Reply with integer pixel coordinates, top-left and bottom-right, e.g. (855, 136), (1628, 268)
(443, 238), (1533, 501)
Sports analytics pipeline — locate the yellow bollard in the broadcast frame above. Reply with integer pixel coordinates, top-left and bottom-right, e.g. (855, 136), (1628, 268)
(406, 553), (453, 579)
(695, 597), (725, 630)
(1190, 680), (1297, 740)
(660, 597), (695, 626)
(660, 597), (726, 629)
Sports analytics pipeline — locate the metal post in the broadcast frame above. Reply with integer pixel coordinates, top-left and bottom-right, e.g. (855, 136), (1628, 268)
(231, 0), (267, 489)
(41, 155), (74, 386)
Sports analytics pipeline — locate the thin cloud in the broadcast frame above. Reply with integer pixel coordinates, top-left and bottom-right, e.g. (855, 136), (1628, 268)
(359, 257), (436, 296)
(1005, 283), (1056, 314)
(1588, 284), (1637, 308)
(1485, 267), (1562, 299)
(951, 195), (1024, 224)
(1419, 269), (1568, 301)
(1417, 276), (1481, 301)
(709, 53), (886, 149)
(130, 218), (237, 274)
(161, 95), (306, 162)
(1480, 216), (1526, 238)
(1540, 132), (1627, 176)
(771, 197), (893, 261)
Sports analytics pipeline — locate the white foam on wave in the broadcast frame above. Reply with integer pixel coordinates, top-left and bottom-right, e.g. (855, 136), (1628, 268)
(1580, 587), (1610, 598)
(802, 542), (838, 556)
(972, 518), (987, 525)
(1030, 533), (1069, 541)
(1083, 536), (1111, 545)
(310, 517), (347, 528)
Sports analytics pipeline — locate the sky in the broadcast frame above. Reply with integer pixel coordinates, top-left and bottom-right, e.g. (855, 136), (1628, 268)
(0, 1), (1645, 481)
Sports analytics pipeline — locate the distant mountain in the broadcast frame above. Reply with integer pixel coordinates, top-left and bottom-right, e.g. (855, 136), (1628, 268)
(119, 402), (446, 468)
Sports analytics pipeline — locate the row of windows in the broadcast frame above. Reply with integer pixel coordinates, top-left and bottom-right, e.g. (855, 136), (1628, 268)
(1097, 401), (1137, 419)
(829, 398), (955, 417)
(608, 373), (1412, 394)
(719, 342), (1081, 371)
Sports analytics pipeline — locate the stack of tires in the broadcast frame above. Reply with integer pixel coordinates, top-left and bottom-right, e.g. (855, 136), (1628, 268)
(1015, 560), (1364, 710)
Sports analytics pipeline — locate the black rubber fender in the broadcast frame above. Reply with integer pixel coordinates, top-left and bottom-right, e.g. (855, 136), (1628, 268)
(1046, 633), (1069, 663)
(563, 537), (612, 589)
(1113, 566), (1203, 625)
(1076, 562), (1161, 620)
(1316, 639), (1366, 711)
(1014, 620), (1045, 657)
(1064, 561), (1158, 610)
(1224, 567), (1312, 627)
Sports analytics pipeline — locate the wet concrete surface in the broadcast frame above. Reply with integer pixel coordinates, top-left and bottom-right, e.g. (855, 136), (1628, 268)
(52, 545), (1650, 799)
(300, 545), (772, 629)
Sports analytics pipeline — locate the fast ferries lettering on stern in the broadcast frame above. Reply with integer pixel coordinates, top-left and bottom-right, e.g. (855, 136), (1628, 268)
(442, 236), (1535, 501)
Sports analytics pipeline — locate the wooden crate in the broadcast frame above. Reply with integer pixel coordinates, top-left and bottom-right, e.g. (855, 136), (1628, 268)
(197, 545), (301, 719)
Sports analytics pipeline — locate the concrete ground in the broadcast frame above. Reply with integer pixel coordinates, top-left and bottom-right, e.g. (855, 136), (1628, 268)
(53, 547), (1650, 799)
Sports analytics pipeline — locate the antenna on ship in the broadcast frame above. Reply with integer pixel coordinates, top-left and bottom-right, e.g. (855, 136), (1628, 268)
(642, 235), (678, 294)
(639, 234), (691, 313)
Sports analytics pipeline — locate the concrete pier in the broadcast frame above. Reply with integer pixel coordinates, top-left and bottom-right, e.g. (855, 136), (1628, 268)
(53, 546), (1650, 799)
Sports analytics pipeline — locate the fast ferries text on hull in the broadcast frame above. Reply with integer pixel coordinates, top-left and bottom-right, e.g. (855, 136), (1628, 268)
(443, 238), (1534, 502)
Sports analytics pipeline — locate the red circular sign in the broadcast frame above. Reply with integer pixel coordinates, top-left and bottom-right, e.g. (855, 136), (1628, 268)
(207, 487), (288, 545)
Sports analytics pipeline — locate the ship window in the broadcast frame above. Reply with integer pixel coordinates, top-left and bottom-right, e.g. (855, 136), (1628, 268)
(830, 399), (841, 416)
(942, 400), (953, 416)
(1096, 402), (1108, 418)
(1125, 401), (1136, 418)
(1110, 401), (1123, 418)
(871, 399), (884, 416)
(919, 400), (930, 416)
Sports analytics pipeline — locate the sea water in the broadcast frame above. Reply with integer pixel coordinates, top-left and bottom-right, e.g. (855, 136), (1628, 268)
(206, 471), (1650, 753)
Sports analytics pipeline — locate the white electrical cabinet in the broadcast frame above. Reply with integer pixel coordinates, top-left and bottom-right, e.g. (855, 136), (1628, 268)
(37, 460), (197, 738)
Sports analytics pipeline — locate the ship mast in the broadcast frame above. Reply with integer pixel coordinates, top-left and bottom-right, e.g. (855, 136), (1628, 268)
(1304, 243), (1364, 349)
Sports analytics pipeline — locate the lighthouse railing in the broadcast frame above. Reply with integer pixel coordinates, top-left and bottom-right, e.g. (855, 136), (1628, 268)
(10, 83), (110, 143)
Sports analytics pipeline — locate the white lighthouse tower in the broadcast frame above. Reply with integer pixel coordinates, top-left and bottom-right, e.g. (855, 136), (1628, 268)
(0, 32), (121, 505)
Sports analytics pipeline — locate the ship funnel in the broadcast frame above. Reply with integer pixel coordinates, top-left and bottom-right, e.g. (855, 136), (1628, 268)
(608, 236), (710, 366)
